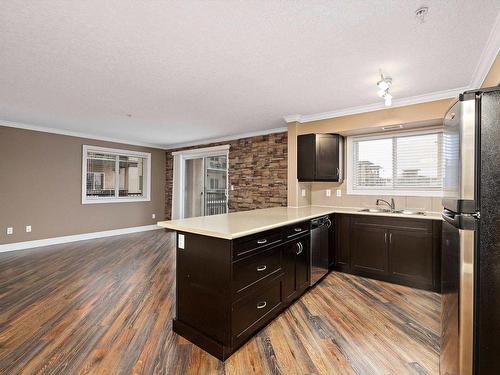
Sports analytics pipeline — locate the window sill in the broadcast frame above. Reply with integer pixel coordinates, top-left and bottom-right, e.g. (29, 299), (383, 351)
(82, 197), (151, 204)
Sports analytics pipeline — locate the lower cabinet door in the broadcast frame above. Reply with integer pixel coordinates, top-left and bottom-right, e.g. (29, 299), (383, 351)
(283, 237), (309, 304)
(350, 224), (388, 277)
(388, 228), (434, 289)
(295, 236), (310, 295)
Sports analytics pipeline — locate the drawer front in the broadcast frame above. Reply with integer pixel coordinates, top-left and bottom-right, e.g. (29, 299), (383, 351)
(233, 245), (282, 294)
(233, 229), (282, 259)
(351, 215), (432, 232)
(232, 277), (282, 340)
(283, 221), (310, 239)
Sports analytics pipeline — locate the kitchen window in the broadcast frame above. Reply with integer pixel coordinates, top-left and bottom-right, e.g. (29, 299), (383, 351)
(82, 145), (151, 204)
(346, 129), (443, 196)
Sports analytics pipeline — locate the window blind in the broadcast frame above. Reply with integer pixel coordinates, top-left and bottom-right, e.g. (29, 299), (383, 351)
(349, 130), (443, 195)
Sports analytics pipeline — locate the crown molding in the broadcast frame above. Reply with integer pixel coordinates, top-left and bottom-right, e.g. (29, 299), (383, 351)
(470, 10), (500, 89)
(0, 119), (167, 149)
(284, 87), (465, 124)
(164, 127), (287, 150)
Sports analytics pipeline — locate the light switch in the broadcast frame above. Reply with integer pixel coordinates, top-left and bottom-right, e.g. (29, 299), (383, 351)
(336, 189), (342, 197)
(6, 227), (13, 235)
(26, 225), (32, 233)
(152, 213), (156, 219)
(178, 234), (185, 249)
(326, 189), (331, 197)
(301, 189), (306, 197)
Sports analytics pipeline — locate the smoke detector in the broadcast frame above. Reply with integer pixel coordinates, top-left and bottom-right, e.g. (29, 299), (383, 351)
(415, 7), (429, 23)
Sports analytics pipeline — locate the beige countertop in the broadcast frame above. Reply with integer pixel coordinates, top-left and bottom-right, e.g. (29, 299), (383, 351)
(157, 205), (442, 240)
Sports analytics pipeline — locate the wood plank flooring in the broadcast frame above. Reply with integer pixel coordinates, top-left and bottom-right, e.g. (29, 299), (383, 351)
(0, 230), (440, 374)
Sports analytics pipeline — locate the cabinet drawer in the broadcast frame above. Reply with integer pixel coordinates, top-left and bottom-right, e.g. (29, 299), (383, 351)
(232, 277), (282, 340)
(351, 215), (432, 232)
(283, 221), (310, 239)
(233, 229), (282, 259)
(233, 245), (282, 294)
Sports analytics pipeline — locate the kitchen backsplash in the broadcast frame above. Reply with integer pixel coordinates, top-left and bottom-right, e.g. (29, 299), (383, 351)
(299, 181), (442, 212)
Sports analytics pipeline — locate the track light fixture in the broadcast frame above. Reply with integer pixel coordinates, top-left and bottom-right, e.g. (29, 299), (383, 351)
(377, 73), (393, 107)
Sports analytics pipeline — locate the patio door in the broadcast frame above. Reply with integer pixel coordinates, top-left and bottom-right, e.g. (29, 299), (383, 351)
(180, 153), (228, 219)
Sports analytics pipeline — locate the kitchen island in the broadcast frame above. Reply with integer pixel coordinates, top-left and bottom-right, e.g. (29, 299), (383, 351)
(157, 206), (442, 360)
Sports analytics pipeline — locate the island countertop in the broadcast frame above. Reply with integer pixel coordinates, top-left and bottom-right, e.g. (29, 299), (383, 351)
(157, 206), (442, 240)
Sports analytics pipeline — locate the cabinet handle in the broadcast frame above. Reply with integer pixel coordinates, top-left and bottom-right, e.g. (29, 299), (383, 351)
(294, 228), (302, 232)
(389, 233), (392, 243)
(257, 239), (267, 245)
(384, 233), (387, 243)
(256, 265), (267, 272)
(257, 301), (267, 309)
(296, 242), (303, 255)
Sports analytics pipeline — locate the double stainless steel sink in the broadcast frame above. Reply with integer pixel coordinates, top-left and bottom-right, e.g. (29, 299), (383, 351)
(358, 208), (426, 216)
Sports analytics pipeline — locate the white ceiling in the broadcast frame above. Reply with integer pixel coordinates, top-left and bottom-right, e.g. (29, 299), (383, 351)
(0, 1), (499, 148)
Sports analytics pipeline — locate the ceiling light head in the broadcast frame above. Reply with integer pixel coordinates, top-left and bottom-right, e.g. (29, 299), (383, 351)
(415, 6), (429, 23)
(384, 93), (392, 107)
(377, 76), (392, 91)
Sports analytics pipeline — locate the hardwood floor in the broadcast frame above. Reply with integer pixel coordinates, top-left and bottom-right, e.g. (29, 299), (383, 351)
(0, 230), (440, 374)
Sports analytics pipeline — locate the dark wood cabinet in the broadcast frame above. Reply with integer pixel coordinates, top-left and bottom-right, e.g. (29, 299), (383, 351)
(173, 221), (313, 361)
(333, 214), (441, 291)
(283, 235), (310, 304)
(350, 222), (388, 277)
(297, 133), (344, 182)
(333, 214), (350, 270)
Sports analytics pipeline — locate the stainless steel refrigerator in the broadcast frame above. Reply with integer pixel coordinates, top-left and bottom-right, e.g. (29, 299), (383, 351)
(440, 87), (500, 375)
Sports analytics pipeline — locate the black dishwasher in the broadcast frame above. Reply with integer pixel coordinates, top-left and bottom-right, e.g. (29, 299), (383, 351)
(310, 215), (331, 285)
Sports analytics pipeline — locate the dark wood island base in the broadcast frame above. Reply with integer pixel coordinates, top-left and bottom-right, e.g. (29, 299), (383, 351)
(172, 220), (312, 360)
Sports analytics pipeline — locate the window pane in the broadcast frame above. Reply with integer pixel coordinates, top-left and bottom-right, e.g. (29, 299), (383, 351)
(118, 156), (145, 197)
(350, 131), (443, 194)
(354, 138), (393, 189)
(86, 152), (116, 197)
(395, 133), (441, 189)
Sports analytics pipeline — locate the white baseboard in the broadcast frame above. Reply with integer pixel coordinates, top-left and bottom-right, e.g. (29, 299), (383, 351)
(0, 225), (162, 253)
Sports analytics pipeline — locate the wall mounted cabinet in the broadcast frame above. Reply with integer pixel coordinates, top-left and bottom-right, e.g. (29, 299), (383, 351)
(297, 133), (344, 182)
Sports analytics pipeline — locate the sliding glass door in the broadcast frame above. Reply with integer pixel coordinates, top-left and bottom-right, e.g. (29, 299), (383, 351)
(182, 154), (228, 218)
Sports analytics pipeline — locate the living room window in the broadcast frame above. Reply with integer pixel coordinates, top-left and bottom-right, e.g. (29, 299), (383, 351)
(346, 129), (443, 196)
(82, 145), (151, 204)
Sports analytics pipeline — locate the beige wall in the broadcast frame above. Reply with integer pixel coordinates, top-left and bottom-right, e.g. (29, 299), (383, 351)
(287, 99), (453, 208)
(0, 126), (166, 245)
(481, 52), (500, 88)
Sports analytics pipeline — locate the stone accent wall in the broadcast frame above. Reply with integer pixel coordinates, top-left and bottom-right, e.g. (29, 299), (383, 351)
(165, 132), (287, 219)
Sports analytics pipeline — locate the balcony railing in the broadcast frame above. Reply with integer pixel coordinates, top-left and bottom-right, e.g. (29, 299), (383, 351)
(205, 191), (227, 216)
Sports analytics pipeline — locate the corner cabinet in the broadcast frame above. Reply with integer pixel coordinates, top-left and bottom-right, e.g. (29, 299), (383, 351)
(333, 214), (442, 292)
(297, 133), (344, 182)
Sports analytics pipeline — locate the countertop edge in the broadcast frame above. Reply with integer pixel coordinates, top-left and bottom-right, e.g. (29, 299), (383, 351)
(158, 206), (442, 240)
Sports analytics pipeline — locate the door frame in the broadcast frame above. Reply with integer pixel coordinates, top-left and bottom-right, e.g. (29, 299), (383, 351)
(172, 145), (229, 219)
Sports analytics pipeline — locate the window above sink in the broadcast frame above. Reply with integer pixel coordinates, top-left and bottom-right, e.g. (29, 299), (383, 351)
(346, 129), (443, 197)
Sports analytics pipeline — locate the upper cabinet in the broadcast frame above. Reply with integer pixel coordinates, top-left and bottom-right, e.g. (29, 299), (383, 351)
(297, 133), (344, 182)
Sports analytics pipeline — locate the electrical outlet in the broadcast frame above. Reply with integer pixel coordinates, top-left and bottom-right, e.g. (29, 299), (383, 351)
(336, 189), (342, 197)
(301, 189), (306, 197)
(7, 227), (13, 235)
(26, 225), (32, 233)
(230, 185), (235, 191)
(152, 213), (156, 219)
(178, 234), (185, 249)
(326, 189), (331, 197)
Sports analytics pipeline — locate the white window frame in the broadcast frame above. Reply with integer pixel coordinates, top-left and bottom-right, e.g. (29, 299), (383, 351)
(346, 128), (443, 197)
(82, 145), (151, 204)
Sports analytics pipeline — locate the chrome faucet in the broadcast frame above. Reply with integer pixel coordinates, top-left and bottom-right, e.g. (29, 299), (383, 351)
(376, 198), (395, 211)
